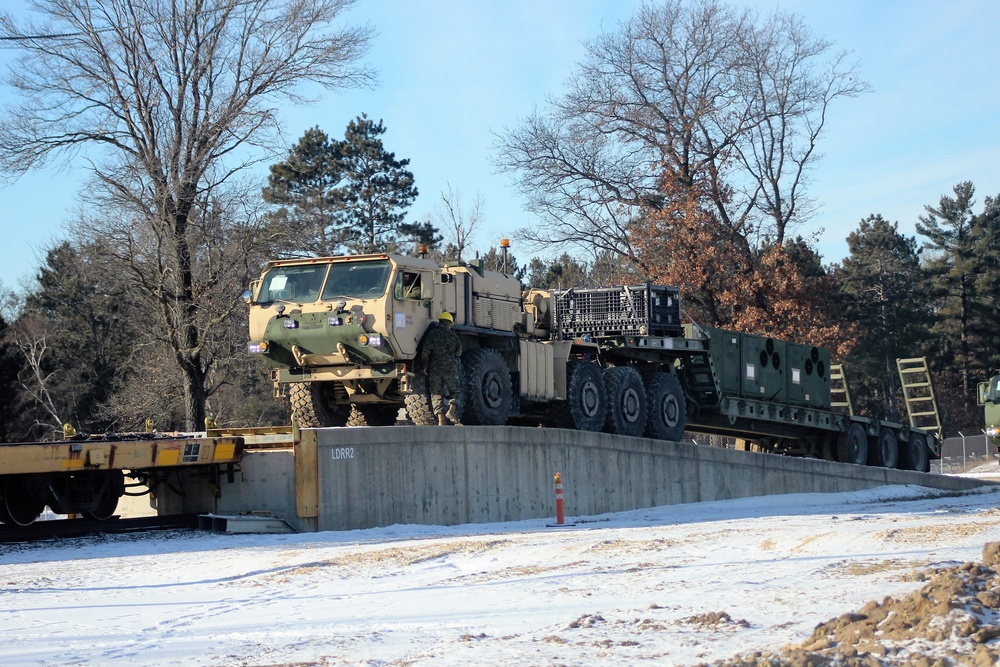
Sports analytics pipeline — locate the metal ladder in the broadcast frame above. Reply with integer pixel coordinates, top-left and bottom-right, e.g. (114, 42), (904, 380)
(896, 357), (943, 438)
(829, 363), (854, 415)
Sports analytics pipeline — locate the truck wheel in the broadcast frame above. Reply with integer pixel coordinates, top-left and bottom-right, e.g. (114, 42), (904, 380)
(404, 371), (437, 425)
(289, 382), (350, 428)
(644, 372), (687, 441)
(347, 404), (399, 427)
(0, 476), (45, 526)
(901, 433), (930, 472)
(462, 349), (512, 425)
(837, 423), (868, 466)
(869, 427), (899, 468)
(404, 363), (465, 426)
(554, 361), (607, 432)
(603, 366), (647, 437)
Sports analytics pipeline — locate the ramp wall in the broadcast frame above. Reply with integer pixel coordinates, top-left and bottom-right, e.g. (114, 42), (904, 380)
(219, 427), (993, 532)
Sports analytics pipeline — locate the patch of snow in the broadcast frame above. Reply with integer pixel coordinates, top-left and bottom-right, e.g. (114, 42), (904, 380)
(1, 480), (999, 666)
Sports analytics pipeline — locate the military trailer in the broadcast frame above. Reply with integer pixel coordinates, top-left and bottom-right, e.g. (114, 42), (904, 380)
(245, 251), (940, 472)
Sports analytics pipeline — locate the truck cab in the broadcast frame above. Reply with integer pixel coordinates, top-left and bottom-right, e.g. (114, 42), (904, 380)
(978, 375), (1000, 455)
(244, 252), (523, 427)
(246, 253), (438, 381)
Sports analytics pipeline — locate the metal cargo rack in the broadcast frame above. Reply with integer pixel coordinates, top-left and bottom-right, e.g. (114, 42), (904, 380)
(552, 284), (683, 339)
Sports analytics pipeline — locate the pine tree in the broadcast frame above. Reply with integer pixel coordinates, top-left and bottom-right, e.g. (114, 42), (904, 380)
(833, 215), (928, 420)
(262, 127), (345, 257)
(971, 193), (1000, 375)
(479, 247), (527, 285)
(263, 117), (431, 257)
(15, 241), (137, 435)
(916, 182), (980, 394)
(526, 254), (590, 289)
(0, 311), (24, 442)
(334, 114), (420, 254)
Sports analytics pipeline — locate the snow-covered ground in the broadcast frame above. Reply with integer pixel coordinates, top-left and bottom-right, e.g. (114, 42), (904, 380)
(2, 466), (1000, 666)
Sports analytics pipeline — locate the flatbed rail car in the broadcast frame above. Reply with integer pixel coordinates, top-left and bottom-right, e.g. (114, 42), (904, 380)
(0, 433), (244, 526)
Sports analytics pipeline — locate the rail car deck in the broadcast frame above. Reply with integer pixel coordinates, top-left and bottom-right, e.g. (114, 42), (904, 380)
(0, 433), (245, 526)
(0, 433), (243, 475)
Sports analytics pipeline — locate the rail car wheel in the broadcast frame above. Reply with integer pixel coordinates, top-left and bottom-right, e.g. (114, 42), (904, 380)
(462, 349), (512, 425)
(289, 381), (351, 428)
(554, 361), (607, 432)
(869, 427), (899, 468)
(603, 366), (647, 437)
(644, 372), (687, 441)
(837, 423), (868, 466)
(901, 433), (930, 472)
(82, 470), (125, 521)
(0, 476), (45, 526)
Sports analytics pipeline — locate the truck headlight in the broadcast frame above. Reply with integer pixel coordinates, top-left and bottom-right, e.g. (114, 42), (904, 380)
(359, 334), (382, 347)
(283, 319), (298, 329)
(987, 426), (999, 437)
(248, 341), (268, 354)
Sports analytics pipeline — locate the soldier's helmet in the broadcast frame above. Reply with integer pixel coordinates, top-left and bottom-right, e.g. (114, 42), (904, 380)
(438, 312), (454, 324)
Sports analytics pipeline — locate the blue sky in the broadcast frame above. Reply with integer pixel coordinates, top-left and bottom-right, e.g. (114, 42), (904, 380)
(1, 0), (999, 290)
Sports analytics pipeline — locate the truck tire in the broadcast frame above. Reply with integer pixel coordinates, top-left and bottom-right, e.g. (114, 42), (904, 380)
(869, 427), (899, 468)
(603, 366), (647, 437)
(404, 371), (437, 425)
(901, 433), (930, 472)
(462, 349), (512, 426)
(289, 382), (350, 428)
(837, 423), (868, 466)
(347, 404), (399, 427)
(554, 361), (607, 432)
(644, 372), (687, 441)
(404, 363), (465, 426)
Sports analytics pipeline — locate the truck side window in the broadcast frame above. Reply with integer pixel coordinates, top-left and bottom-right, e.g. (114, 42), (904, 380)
(394, 271), (423, 301)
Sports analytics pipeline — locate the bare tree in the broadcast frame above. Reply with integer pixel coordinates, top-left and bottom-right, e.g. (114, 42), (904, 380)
(10, 316), (64, 436)
(433, 183), (483, 262)
(494, 0), (867, 264)
(0, 0), (373, 429)
(76, 176), (277, 430)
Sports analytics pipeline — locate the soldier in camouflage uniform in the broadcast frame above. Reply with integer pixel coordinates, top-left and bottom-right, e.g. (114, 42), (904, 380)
(420, 311), (463, 425)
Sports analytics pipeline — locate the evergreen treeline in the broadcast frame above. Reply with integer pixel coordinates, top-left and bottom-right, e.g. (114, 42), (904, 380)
(0, 116), (994, 441)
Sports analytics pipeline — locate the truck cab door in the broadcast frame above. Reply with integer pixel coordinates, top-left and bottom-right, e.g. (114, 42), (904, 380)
(391, 269), (433, 357)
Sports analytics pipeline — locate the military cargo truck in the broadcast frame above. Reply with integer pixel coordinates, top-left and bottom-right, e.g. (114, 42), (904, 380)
(245, 251), (940, 471)
(979, 375), (1000, 461)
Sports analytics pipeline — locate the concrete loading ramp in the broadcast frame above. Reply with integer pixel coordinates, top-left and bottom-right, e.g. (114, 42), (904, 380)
(213, 426), (994, 533)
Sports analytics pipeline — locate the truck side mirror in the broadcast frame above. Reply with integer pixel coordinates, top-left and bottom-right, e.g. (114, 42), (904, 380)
(979, 381), (989, 406)
(242, 289), (253, 304)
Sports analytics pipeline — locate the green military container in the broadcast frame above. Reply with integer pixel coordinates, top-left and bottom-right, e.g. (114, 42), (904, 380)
(707, 328), (786, 402)
(785, 343), (830, 407)
(740, 333), (786, 402)
(708, 328), (742, 396)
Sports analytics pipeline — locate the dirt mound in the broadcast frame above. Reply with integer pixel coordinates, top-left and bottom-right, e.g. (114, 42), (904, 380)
(702, 542), (1000, 666)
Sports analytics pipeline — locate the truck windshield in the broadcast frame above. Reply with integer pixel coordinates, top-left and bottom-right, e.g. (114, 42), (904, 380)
(321, 260), (393, 300)
(255, 265), (329, 304)
(990, 376), (1000, 403)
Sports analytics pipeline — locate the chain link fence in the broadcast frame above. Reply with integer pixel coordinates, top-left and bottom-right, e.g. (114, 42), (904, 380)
(937, 432), (995, 474)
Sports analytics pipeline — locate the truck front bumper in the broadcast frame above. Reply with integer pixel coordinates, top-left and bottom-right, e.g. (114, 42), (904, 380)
(272, 363), (414, 393)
